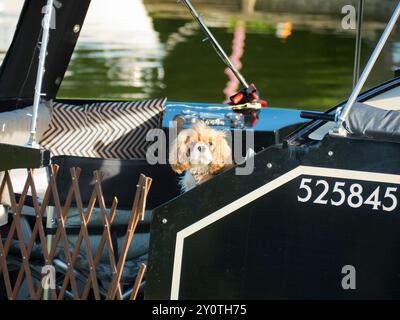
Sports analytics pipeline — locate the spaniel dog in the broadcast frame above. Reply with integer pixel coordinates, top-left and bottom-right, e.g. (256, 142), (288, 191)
(169, 122), (232, 192)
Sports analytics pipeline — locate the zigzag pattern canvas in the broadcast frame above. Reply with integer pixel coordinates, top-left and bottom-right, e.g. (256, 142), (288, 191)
(40, 98), (166, 159)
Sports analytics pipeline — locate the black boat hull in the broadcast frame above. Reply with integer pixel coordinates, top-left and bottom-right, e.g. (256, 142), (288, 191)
(146, 135), (400, 299)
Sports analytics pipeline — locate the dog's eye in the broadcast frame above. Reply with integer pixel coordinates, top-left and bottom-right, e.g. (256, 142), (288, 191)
(208, 141), (213, 147)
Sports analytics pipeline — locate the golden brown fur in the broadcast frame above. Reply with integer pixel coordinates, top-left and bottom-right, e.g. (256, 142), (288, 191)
(169, 122), (232, 192)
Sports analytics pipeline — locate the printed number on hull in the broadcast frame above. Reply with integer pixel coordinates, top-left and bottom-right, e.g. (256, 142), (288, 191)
(297, 178), (398, 212)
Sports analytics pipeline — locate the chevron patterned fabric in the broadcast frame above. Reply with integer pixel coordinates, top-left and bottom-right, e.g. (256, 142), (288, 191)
(39, 98), (166, 159)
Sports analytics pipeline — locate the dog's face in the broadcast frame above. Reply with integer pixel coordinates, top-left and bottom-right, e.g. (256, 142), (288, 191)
(169, 122), (232, 175)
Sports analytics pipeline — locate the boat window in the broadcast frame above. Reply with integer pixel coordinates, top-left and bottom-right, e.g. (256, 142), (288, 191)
(0, 0), (25, 68)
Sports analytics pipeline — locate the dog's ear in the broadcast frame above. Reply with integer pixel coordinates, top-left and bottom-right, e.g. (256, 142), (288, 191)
(209, 132), (232, 175)
(169, 129), (192, 175)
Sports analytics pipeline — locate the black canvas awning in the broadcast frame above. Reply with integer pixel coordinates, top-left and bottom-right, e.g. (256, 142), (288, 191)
(0, 0), (91, 111)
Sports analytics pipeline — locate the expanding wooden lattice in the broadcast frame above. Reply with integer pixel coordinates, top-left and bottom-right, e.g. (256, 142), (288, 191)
(0, 165), (151, 300)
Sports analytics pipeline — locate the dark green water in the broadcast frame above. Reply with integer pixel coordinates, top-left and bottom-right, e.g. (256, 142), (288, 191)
(58, 16), (397, 111)
(1, 0), (399, 111)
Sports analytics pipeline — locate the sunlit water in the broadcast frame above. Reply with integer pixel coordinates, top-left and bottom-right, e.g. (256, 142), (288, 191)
(1, 0), (400, 110)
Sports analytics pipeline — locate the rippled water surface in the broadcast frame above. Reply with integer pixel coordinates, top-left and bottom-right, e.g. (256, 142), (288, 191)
(1, 0), (400, 110)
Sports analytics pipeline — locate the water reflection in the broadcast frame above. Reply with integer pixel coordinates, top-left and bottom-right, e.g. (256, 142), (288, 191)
(0, 0), (24, 63)
(1, 0), (400, 110)
(60, 0), (165, 100)
(223, 21), (246, 102)
(58, 2), (400, 110)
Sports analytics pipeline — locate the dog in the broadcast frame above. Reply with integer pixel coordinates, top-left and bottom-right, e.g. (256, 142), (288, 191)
(169, 122), (232, 193)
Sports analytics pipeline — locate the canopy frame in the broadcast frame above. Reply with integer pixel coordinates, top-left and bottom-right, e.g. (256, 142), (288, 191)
(338, 1), (400, 133)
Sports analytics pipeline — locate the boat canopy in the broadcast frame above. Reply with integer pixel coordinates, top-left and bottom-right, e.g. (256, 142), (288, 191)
(0, 0), (91, 112)
(346, 102), (400, 142)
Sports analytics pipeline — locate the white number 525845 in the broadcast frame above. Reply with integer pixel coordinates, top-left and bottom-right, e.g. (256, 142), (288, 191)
(297, 178), (398, 212)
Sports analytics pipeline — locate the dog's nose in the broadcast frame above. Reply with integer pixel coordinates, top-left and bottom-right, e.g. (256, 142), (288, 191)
(198, 145), (206, 152)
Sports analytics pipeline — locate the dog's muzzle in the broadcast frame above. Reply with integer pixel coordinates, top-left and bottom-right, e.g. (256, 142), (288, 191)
(190, 142), (213, 166)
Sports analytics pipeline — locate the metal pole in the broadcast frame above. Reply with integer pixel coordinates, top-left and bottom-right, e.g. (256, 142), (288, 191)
(339, 1), (400, 127)
(353, 0), (364, 88)
(27, 0), (55, 148)
(180, 0), (250, 89)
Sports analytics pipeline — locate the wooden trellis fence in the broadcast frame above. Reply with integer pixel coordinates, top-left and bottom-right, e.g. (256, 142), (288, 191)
(0, 165), (151, 300)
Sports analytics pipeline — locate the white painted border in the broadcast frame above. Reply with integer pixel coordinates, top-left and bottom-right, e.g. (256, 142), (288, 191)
(170, 165), (400, 299)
